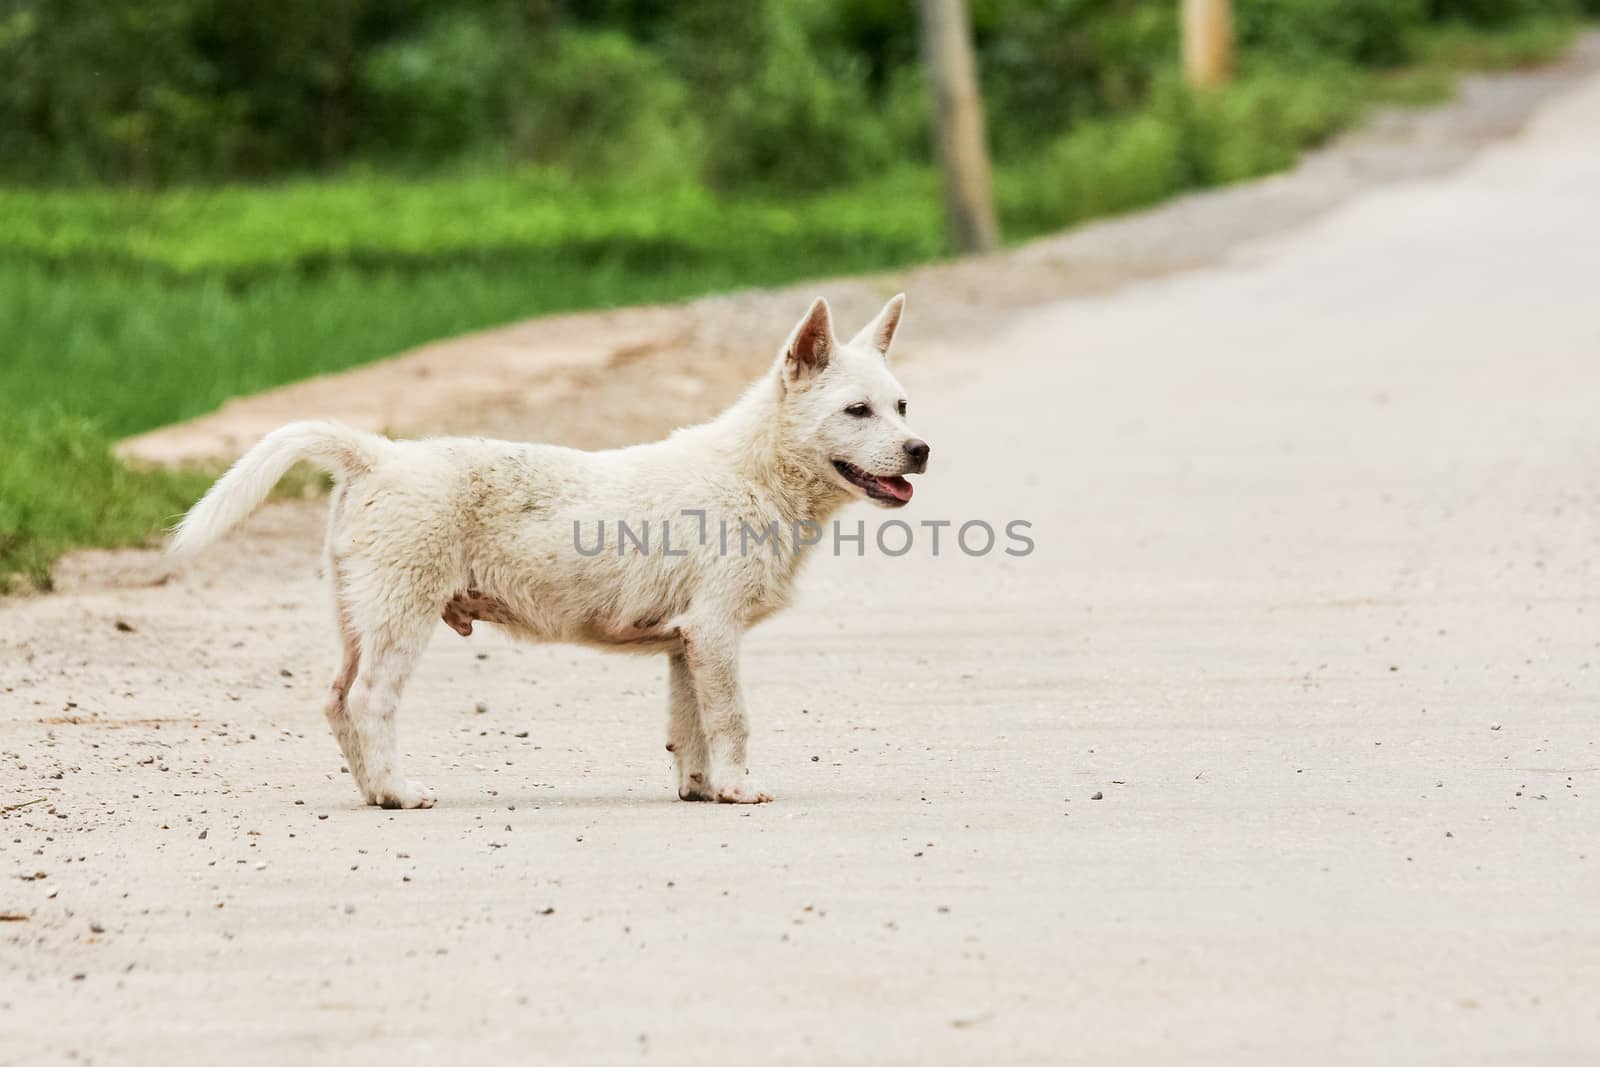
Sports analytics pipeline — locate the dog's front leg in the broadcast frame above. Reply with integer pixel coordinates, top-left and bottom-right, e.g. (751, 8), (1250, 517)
(666, 652), (713, 801)
(679, 629), (772, 804)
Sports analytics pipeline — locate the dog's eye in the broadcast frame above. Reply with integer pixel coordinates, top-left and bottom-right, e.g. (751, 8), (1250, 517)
(896, 399), (908, 417)
(845, 403), (872, 418)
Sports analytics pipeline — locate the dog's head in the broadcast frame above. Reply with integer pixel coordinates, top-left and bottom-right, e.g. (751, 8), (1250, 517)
(774, 294), (928, 508)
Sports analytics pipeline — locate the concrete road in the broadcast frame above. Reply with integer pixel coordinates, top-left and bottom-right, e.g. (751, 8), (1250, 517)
(4, 64), (1599, 1067)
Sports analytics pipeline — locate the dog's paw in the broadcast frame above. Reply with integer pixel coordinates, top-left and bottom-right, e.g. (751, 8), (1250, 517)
(677, 770), (715, 802)
(715, 780), (773, 805)
(370, 779), (437, 810)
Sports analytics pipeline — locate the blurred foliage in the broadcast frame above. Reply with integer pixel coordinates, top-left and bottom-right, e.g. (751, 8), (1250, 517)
(972, 0), (1180, 156)
(6, 14), (1576, 449)
(1235, 0), (1431, 66)
(1428, 0), (1599, 22)
(708, 4), (892, 188)
(507, 29), (705, 183)
(0, 1), (1588, 588)
(2, 0), (1591, 189)
(360, 9), (510, 160)
(1409, 12), (1587, 65)
(997, 60), (1364, 231)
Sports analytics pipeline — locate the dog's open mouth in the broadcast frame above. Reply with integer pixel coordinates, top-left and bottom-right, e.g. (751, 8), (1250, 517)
(832, 460), (914, 506)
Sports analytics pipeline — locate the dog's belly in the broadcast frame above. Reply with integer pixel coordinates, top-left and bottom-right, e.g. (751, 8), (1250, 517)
(442, 591), (680, 654)
(574, 610), (684, 651)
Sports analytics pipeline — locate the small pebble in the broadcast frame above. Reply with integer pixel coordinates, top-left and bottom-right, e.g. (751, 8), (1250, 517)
(475, 702), (489, 714)
(1090, 791), (1104, 800)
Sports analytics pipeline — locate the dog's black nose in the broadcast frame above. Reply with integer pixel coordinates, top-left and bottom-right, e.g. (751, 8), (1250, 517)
(904, 439), (930, 469)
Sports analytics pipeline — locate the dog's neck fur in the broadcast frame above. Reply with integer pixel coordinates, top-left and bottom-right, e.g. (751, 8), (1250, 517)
(692, 367), (852, 535)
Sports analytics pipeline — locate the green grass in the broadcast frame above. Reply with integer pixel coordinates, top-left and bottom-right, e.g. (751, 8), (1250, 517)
(0, 411), (214, 590)
(0, 169), (955, 437)
(0, 16), (1585, 590)
(0, 172), (948, 283)
(0, 239), (944, 440)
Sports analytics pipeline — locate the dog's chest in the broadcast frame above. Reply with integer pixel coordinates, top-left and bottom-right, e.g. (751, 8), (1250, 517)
(731, 543), (807, 626)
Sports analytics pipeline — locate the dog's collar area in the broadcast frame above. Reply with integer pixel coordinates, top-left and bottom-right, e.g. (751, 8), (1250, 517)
(832, 459), (913, 505)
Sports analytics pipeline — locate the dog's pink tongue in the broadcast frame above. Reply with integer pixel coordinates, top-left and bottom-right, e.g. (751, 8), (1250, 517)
(875, 475), (913, 502)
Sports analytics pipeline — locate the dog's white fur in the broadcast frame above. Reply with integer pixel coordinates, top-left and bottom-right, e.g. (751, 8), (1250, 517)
(173, 295), (927, 809)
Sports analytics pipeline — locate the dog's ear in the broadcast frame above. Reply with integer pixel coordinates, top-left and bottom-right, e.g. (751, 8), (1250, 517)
(781, 297), (834, 386)
(849, 293), (906, 359)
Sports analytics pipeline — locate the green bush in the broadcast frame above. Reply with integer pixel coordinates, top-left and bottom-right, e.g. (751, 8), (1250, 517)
(1001, 62), (1366, 234)
(1172, 63), (1367, 184)
(881, 63), (934, 159)
(0, 0), (244, 183)
(1410, 13), (1583, 66)
(3, 0), (1590, 186)
(976, 0), (1179, 156)
(362, 11), (511, 159)
(1426, 0), (1585, 23)
(1001, 111), (1186, 236)
(1236, 0), (1430, 67)
(705, 3), (892, 190)
(507, 29), (705, 184)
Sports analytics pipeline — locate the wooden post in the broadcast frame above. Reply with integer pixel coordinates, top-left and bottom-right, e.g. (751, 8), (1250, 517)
(1182, 0), (1233, 89)
(918, 0), (999, 255)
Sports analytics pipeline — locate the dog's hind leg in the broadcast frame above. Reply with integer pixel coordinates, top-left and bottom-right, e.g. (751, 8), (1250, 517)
(323, 546), (366, 779)
(323, 596), (363, 777)
(679, 628), (771, 804)
(666, 652), (713, 801)
(343, 614), (436, 809)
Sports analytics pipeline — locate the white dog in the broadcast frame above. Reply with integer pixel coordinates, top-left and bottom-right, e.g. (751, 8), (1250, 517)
(173, 295), (928, 809)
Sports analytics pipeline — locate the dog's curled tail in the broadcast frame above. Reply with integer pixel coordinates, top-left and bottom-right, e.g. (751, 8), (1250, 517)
(170, 420), (384, 556)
